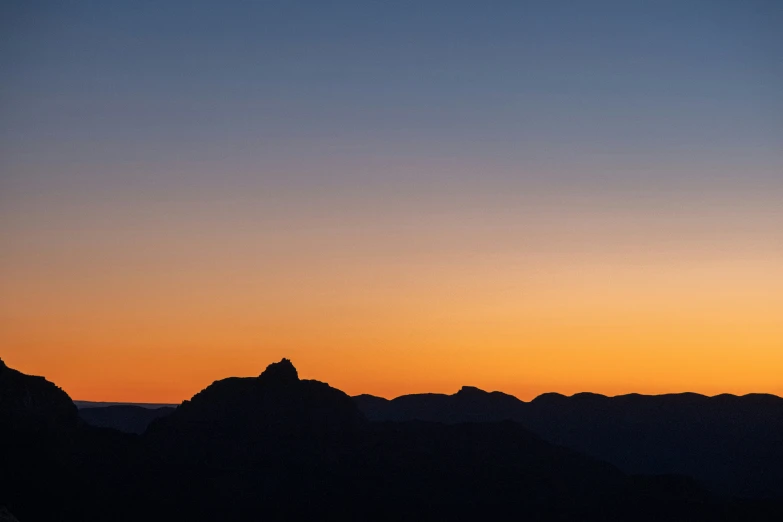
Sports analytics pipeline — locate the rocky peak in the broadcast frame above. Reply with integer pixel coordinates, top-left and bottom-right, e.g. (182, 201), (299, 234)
(258, 358), (299, 385)
(457, 385), (488, 396)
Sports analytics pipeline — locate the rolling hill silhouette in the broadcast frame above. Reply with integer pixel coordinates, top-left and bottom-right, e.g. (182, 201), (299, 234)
(2, 357), (782, 521)
(356, 387), (783, 498)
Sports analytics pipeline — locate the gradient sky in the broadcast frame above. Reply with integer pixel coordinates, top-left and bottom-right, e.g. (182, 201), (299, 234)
(1, 1), (782, 402)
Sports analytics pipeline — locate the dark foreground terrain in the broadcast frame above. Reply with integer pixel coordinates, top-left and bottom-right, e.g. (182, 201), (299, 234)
(2, 357), (782, 521)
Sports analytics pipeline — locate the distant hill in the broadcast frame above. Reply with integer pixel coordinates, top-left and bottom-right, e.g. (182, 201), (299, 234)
(79, 405), (176, 434)
(354, 387), (783, 498)
(75, 400), (178, 409)
(354, 385), (525, 424)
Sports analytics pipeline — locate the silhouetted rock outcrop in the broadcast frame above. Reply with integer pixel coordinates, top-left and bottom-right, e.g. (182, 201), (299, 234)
(0, 357), (79, 432)
(258, 357), (299, 383)
(151, 358), (364, 438)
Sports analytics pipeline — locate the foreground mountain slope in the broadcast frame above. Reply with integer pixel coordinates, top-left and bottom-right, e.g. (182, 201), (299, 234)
(0, 358), (151, 522)
(0, 357), (82, 520)
(0, 357), (79, 431)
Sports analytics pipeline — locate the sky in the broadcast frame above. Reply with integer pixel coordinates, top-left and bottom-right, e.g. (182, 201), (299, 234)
(1, 0), (782, 402)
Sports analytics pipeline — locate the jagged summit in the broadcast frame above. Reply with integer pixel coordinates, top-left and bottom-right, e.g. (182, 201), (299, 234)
(457, 385), (488, 396)
(258, 357), (299, 384)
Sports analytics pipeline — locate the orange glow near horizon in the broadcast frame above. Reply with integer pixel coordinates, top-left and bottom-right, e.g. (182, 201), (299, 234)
(2, 213), (782, 403)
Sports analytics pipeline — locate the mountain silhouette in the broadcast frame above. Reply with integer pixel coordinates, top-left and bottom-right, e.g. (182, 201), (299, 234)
(0, 357), (148, 521)
(2, 357), (782, 521)
(142, 359), (732, 520)
(0, 357), (79, 431)
(355, 387), (783, 499)
(148, 358), (362, 441)
(145, 358), (366, 475)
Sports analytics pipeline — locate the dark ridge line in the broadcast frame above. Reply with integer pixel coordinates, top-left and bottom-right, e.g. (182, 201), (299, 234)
(353, 389), (783, 403)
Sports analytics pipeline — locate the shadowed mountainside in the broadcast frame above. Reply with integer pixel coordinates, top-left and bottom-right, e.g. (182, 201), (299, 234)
(0, 508), (20, 522)
(355, 387), (783, 498)
(2, 357), (782, 521)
